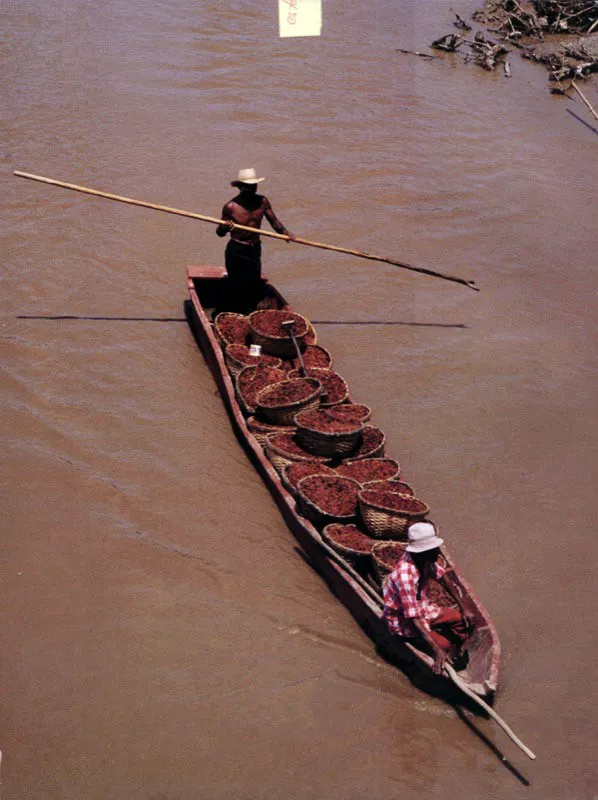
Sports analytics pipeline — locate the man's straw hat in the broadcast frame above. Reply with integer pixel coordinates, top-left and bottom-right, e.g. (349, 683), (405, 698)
(231, 167), (266, 186)
(405, 522), (444, 553)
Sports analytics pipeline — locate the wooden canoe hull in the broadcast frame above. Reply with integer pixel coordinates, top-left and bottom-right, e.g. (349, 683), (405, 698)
(185, 265), (500, 702)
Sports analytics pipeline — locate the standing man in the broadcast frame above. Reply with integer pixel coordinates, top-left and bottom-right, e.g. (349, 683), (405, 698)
(216, 168), (294, 311)
(382, 522), (476, 674)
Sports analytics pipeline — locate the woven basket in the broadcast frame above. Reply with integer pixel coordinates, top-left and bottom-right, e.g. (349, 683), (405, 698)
(288, 367), (349, 407)
(294, 407), (363, 458)
(214, 312), (250, 347)
(265, 433), (331, 476)
(327, 403), (372, 424)
(336, 458), (401, 486)
(248, 309), (309, 358)
(235, 365), (287, 416)
(371, 541), (408, 586)
(305, 320), (318, 346)
(281, 462), (337, 495)
(295, 474), (360, 528)
(359, 489), (429, 540)
(225, 344), (282, 378)
(344, 425), (385, 461)
(299, 344), (333, 370)
(246, 417), (295, 448)
(322, 523), (374, 568)
(256, 378), (322, 425)
(363, 478), (415, 495)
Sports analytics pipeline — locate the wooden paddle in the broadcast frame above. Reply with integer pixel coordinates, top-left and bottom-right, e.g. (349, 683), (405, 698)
(444, 664), (537, 760)
(13, 170), (479, 292)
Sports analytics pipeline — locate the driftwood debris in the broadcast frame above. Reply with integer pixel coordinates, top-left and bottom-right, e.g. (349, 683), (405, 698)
(429, 2), (598, 88)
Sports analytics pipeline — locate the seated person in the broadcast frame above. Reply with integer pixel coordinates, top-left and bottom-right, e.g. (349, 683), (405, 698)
(382, 522), (476, 674)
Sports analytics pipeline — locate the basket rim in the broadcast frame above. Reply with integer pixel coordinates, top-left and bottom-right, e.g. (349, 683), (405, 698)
(294, 407), (363, 440)
(256, 378), (322, 411)
(370, 540), (408, 569)
(249, 309), (309, 341)
(296, 474), (361, 520)
(336, 457), (400, 481)
(283, 462), (337, 491)
(322, 523), (374, 556)
(359, 488), (429, 517)
(288, 367), (349, 405)
(246, 416), (296, 433)
(327, 403), (372, 422)
(344, 425), (386, 460)
(362, 478), (414, 493)
(236, 365), (287, 413)
(266, 433), (331, 463)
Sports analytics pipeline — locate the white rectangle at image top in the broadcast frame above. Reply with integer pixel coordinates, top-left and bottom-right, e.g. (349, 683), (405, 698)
(279, 0), (322, 38)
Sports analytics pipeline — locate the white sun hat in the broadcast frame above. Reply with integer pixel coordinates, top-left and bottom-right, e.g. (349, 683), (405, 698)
(405, 522), (444, 553)
(231, 167), (266, 186)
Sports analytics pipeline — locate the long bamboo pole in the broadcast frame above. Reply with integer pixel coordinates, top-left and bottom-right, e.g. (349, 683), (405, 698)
(14, 170), (479, 292)
(444, 664), (537, 760)
(571, 81), (598, 121)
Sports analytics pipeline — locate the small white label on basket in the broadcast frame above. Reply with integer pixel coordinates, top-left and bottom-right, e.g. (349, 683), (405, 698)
(249, 344), (262, 356)
(279, 0), (322, 38)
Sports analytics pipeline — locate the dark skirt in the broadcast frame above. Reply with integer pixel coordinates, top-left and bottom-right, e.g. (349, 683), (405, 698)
(224, 240), (263, 313)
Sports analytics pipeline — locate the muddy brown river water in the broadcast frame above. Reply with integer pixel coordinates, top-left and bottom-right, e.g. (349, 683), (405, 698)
(2, 1), (597, 798)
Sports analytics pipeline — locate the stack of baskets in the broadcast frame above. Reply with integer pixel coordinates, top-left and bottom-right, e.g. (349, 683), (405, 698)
(295, 474), (360, 527)
(235, 364), (287, 416)
(336, 458), (401, 486)
(294, 407), (364, 459)
(344, 425), (386, 460)
(256, 378), (322, 426)
(322, 523), (374, 568)
(358, 487), (429, 540)
(288, 367), (349, 407)
(224, 344), (282, 378)
(264, 432), (331, 475)
(246, 417), (295, 448)
(248, 309), (309, 359)
(281, 461), (337, 495)
(214, 312), (250, 347)
(371, 541), (409, 586)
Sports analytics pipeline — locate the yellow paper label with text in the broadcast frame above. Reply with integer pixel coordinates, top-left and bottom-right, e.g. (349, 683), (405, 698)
(279, 0), (322, 38)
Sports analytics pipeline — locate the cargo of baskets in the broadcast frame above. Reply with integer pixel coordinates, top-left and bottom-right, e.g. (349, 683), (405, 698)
(295, 474), (361, 527)
(256, 377), (322, 425)
(281, 461), (337, 495)
(343, 425), (385, 460)
(235, 364), (287, 416)
(336, 458), (400, 486)
(295, 344), (333, 370)
(358, 487), (429, 539)
(294, 407), (364, 458)
(214, 312), (250, 347)
(288, 367), (349, 407)
(246, 416), (296, 448)
(371, 541), (408, 586)
(225, 343), (282, 378)
(265, 432), (332, 475)
(321, 523), (374, 568)
(249, 309), (309, 358)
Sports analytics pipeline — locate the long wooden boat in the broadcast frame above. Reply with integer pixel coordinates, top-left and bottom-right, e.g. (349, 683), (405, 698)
(185, 265), (500, 703)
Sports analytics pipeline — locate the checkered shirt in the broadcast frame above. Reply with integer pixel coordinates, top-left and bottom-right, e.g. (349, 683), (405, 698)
(382, 552), (447, 637)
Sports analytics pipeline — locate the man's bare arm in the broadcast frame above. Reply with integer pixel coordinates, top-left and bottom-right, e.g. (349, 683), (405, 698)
(263, 198), (295, 239)
(439, 574), (476, 628)
(216, 203), (235, 237)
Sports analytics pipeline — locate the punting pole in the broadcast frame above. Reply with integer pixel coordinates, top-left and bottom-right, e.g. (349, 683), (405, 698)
(14, 170), (479, 292)
(444, 664), (537, 760)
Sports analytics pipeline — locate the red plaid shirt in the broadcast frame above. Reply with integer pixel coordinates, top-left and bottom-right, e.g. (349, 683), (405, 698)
(382, 552), (447, 637)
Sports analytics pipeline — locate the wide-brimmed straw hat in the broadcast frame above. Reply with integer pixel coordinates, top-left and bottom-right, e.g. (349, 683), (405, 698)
(405, 522), (444, 553)
(231, 167), (265, 186)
